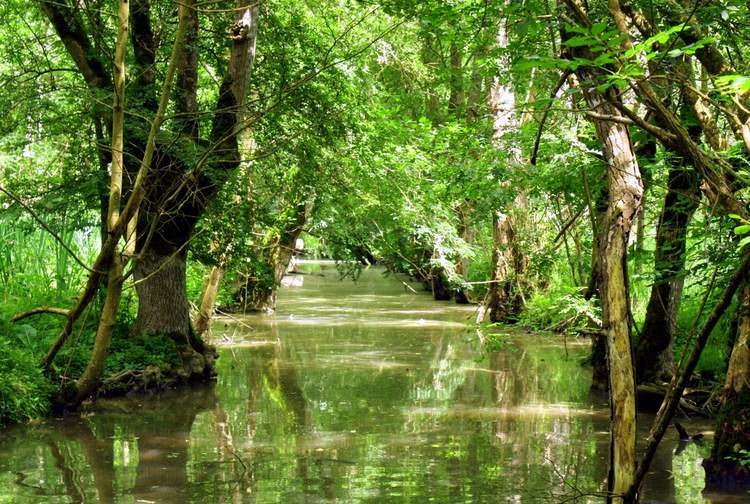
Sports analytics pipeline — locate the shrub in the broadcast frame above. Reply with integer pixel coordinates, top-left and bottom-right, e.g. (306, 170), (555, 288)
(0, 329), (53, 425)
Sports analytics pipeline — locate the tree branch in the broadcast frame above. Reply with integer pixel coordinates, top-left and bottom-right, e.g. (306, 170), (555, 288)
(175, 0), (200, 137)
(38, 0), (111, 90)
(530, 69), (571, 166)
(12, 307), (70, 323)
(130, 0), (157, 112)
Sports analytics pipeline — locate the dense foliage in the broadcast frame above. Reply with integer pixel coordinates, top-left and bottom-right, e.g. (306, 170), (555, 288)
(2, 0), (750, 498)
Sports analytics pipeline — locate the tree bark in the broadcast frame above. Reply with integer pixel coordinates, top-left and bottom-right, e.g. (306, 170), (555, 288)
(592, 99), (642, 503)
(560, 2), (642, 499)
(132, 250), (192, 341)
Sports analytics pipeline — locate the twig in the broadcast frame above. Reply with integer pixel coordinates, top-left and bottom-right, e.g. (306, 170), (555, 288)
(11, 306), (70, 323)
(531, 70), (571, 166)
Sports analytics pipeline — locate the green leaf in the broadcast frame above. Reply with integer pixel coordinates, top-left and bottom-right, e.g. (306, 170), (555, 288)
(715, 75), (750, 94)
(593, 54), (615, 65)
(734, 224), (750, 235)
(591, 23), (607, 36)
(564, 36), (596, 48)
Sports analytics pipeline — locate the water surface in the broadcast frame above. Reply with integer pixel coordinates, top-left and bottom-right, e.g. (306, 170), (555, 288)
(0, 262), (746, 503)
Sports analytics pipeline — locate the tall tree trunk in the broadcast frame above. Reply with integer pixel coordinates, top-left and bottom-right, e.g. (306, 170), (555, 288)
(560, 1), (642, 498)
(704, 282), (750, 488)
(485, 7), (527, 322)
(454, 201), (474, 305)
(486, 210), (522, 321)
(636, 162), (700, 383)
(593, 100), (642, 504)
(38, 0), (191, 372)
(132, 0), (259, 344)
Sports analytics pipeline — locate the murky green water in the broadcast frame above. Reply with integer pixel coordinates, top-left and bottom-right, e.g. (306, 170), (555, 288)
(1, 262), (747, 503)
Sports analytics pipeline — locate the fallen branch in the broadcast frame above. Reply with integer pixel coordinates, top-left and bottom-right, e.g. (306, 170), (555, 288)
(637, 383), (707, 417)
(12, 306), (70, 323)
(547, 309), (602, 333)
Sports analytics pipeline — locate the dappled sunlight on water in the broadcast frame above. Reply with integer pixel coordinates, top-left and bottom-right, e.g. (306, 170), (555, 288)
(0, 263), (746, 503)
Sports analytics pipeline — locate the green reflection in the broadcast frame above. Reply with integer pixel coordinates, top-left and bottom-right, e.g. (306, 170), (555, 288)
(0, 264), (740, 503)
(673, 442), (710, 504)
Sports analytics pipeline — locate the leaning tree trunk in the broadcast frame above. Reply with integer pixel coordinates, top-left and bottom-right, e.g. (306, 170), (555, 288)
(266, 203), (311, 310)
(589, 99), (642, 503)
(194, 265), (224, 338)
(636, 161), (700, 383)
(70, 0), (129, 405)
(634, 57), (702, 384)
(704, 282), (750, 489)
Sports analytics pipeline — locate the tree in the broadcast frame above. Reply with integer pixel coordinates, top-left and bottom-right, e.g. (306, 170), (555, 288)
(32, 0), (259, 400)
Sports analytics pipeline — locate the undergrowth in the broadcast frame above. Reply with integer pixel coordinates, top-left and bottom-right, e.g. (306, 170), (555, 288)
(0, 286), (199, 427)
(517, 282), (600, 334)
(0, 326), (54, 425)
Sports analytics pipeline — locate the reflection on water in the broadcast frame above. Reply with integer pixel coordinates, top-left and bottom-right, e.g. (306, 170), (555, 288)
(0, 263), (747, 503)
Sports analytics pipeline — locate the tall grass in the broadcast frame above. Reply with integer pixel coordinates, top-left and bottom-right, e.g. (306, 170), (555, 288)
(0, 211), (100, 424)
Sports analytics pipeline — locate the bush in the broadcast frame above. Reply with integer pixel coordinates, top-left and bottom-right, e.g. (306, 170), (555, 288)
(0, 331), (54, 425)
(518, 283), (600, 333)
(105, 332), (181, 375)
